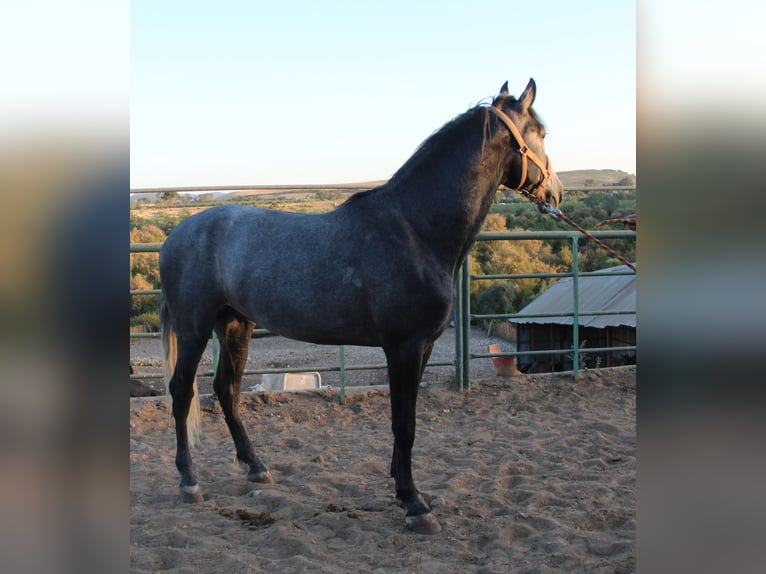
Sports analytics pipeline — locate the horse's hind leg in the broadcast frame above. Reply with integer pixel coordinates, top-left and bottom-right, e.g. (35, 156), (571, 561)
(213, 311), (273, 483)
(169, 333), (208, 502)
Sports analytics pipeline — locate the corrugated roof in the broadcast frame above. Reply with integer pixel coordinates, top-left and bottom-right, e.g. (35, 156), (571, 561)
(509, 264), (636, 328)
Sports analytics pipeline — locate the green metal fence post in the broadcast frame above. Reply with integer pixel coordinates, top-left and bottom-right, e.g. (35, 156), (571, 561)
(461, 256), (471, 391)
(339, 345), (346, 404)
(211, 331), (220, 409)
(454, 263), (464, 392)
(571, 235), (580, 381)
(212, 331), (220, 376)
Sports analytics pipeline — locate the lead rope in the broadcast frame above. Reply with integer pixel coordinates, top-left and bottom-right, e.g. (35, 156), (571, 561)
(519, 189), (637, 272)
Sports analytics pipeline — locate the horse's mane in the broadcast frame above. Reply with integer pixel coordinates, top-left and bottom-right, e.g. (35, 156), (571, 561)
(340, 105), (490, 208)
(341, 96), (543, 207)
(388, 105), (490, 185)
(342, 186), (379, 205)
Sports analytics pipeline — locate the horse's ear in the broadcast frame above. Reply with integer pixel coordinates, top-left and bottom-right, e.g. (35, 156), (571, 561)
(498, 81), (509, 98)
(518, 78), (536, 114)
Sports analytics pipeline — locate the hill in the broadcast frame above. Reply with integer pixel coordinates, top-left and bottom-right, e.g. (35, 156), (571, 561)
(556, 169), (634, 188)
(130, 171), (635, 206)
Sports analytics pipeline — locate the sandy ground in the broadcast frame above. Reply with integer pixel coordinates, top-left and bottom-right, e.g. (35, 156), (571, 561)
(130, 353), (635, 573)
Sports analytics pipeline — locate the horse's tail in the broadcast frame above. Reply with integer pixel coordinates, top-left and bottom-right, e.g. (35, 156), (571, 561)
(160, 295), (202, 448)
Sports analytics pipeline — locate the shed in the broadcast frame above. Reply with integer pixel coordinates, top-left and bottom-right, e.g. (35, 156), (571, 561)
(509, 264), (636, 372)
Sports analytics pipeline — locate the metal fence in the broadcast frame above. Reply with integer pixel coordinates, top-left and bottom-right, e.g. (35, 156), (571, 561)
(454, 229), (636, 391)
(131, 184), (636, 396)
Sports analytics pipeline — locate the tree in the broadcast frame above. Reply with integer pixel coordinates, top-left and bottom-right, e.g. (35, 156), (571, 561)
(616, 175), (636, 186)
(474, 281), (515, 317)
(470, 214), (564, 316)
(130, 224), (166, 287)
(130, 274), (155, 315)
(584, 192), (620, 218)
(160, 190), (180, 204)
(130, 224), (166, 330)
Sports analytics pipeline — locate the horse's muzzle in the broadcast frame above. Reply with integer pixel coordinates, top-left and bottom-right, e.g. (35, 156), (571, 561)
(539, 171), (563, 212)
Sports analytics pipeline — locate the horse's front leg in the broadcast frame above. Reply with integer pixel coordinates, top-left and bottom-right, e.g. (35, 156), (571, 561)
(384, 341), (441, 534)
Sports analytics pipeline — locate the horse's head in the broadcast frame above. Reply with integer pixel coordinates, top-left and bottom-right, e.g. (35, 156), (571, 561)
(492, 79), (563, 212)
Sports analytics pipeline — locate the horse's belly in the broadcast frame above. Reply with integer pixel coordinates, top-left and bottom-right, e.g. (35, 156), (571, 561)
(233, 284), (380, 347)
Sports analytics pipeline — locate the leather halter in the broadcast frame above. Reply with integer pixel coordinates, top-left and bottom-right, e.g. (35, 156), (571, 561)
(491, 106), (552, 193)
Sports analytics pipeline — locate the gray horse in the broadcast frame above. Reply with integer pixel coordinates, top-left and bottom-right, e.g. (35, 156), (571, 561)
(160, 79), (563, 534)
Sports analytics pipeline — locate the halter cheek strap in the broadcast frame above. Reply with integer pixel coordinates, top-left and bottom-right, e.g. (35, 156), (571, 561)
(490, 106), (552, 192)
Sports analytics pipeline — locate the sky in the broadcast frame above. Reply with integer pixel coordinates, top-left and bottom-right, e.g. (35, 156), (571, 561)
(130, 1), (635, 188)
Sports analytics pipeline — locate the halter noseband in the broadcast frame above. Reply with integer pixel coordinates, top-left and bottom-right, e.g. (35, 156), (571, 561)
(490, 106), (552, 194)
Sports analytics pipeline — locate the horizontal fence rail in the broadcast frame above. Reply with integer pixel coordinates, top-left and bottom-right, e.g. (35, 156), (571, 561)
(130, 183), (633, 195)
(131, 185), (636, 396)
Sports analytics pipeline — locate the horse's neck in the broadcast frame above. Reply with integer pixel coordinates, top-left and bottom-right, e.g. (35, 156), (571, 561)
(387, 109), (510, 269)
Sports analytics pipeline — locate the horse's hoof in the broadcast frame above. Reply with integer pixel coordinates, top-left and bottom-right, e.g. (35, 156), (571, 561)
(179, 484), (204, 503)
(405, 512), (442, 534)
(248, 470), (274, 484)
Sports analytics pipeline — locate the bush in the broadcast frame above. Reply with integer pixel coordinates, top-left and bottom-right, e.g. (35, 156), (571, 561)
(472, 281), (516, 328)
(130, 311), (160, 333)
